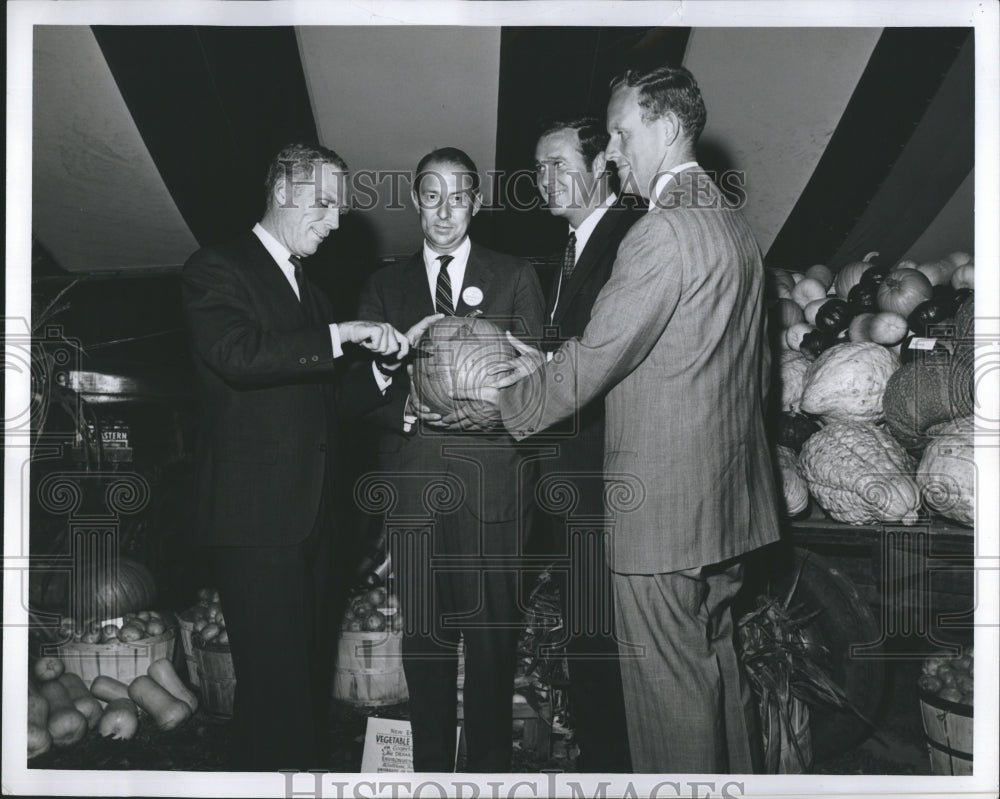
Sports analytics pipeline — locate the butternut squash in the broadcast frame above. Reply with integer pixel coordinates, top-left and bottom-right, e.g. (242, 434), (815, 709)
(97, 698), (140, 740)
(128, 675), (192, 731)
(33, 656), (65, 683)
(27, 686), (52, 759)
(57, 672), (103, 730)
(148, 658), (198, 713)
(38, 679), (88, 747)
(90, 675), (131, 703)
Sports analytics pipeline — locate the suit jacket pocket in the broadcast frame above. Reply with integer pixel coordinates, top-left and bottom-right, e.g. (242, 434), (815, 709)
(213, 435), (278, 464)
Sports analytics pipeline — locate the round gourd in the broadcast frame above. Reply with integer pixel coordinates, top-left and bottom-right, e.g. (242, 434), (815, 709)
(815, 298), (852, 334)
(916, 260), (953, 287)
(799, 329), (838, 361)
(859, 262), (891, 289)
(803, 298), (826, 326)
(847, 282), (880, 315)
(785, 322), (814, 352)
(907, 297), (954, 338)
(868, 311), (909, 346)
(799, 421), (920, 525)
(917, 416), (974, 526)
(946, 251), (972, 267)
(410, 317), (516, 418)
(883, 360), (961, 451)
(848, 313), (875, 342)
(877, 268), (933, 316)
(950, 264), (974, 290)
(799, 342), (899, 423)
(804, 264), (834, 289)
(774, 298), (805, 328)
(791, 277), (828, 309)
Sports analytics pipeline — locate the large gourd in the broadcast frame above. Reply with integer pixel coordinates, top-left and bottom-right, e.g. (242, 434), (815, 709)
(917, 416), (974, 526)
(775, 445), (809, 516)
(799, 342), (899, 423)
(799, 421), (920, 525)
(778, 351), (809, 414)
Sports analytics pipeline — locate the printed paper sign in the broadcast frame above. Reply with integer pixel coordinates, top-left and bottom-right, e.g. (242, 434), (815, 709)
(360, 718), (461, 772)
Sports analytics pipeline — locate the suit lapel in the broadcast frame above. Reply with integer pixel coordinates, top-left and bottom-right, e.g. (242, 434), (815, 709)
(454, 243), (494, 316)
(403, 251), (437, 317)
(551, 203), (623, 326)
(244, 233), (309, 323)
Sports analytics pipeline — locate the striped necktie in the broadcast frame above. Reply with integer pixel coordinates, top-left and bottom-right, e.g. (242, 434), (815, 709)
(435, 254), (455, 315)
(562, 231), (577, 281)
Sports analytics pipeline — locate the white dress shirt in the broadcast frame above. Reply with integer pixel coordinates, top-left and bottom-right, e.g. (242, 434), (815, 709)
(648, 162), (701, 211)
(549, 193), (617, 324)
(423, 236), (471, 309)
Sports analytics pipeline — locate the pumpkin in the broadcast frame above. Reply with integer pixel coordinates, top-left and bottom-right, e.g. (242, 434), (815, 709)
(847, 281), (880, 315)
(883, 360), (962, 451)
(947, 251), (972, 267)
(848, 313), (875, 343)
(877, 268), (934, 316)
(917, 416), (974, 526)
(57, 672), (102, 730)
(833, 251), (880, 299)
(815, 298), (852, 334)
(868, 311), (909, 346)
(148, 658), (199, 714)
(38, 679), (89, 747)
(88, 556), (157, 623)
(791, 277), (828, 309)
(799, 342), (899, 423)
(128, 675), (192, 731)
(97, 698), (139, 740)
(804, 263), (834, 290)
(778, 351), (810, 414)
(915, 260), (954, 287)
(91, 675), (131, 703)
(950, 264), (974, 291)
(775, 445), (810, 516)
(799, 421), (920, 525)
(785, 322), (814, 352)
(774, 298), (805, 328)
(411, 317), (516, 418)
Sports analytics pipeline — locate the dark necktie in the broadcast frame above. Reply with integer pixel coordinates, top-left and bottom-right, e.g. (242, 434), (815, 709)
(435, 254), (456, 315)
(562, 231), (577, 281)
(289, 255), (319, 323)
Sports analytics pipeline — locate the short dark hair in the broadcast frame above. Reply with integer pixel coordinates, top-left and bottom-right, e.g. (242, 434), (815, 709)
(264, 142), (348, 210)
(610, 65), (707, 144)
(536, 116), (610, 171)
(414, 147), (481, 194)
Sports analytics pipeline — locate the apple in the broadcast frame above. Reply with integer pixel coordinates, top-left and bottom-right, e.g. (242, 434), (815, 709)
(364, 611), (388, 633)
(364, 587), (387, 608)
(145, 619), (166, 636)
(101, 624), (120, 643)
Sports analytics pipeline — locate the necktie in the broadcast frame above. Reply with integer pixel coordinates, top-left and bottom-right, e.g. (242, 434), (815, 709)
(562, 231), (577, 281)
(435, 254), (455, 315)
(289, 255), (307, 303)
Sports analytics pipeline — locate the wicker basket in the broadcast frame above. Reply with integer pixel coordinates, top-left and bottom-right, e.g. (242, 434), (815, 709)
(177, 614), (200, 687)
(193, 638), (235, 718)
(57, 619), (176, 686)
(920, 689), (973, 775)
(332, 629), (407, 707)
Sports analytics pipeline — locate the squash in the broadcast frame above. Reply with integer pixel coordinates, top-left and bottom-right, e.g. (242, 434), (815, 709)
(27, 685), (52, 759)
(848, 313), (875, 343)
(946, 251), (972, 268)
(57, 672), (103, 730)
(776, 445), (810, 516)
(38, 679), (89, 747)
(917, 417), (974, 526)
(915, 260), (954, 287)
(90, 556), (157, 623)
(778, 351), (810, 414)
(883, 360), (960, 451)
(804, 263), (834, 289)
(878, 268), (933, 316)
(859, 262), (891, 289)
(128, 675), (192, 731)
(33, 656), (65, 683)
(97, 698), (140, 740)
(148, 658), (199, 714)
(847, 281), (880, 315)
(815, 298), (852, 334)
(774, 297), (805, 328)
(868, 311), (909, 346)
(799, 329), (837, 360)
(785, 322), (814, 352)
(950, 264), (974, 290)
(799, 421), (920, 525)
(799, 342), (899, 423)
(833, 251), (880, 299)
(802, 298), (827, 326)
(908, 297), (954, 337)
(90, 675), (131, 703)
(791, 277), (828, 309)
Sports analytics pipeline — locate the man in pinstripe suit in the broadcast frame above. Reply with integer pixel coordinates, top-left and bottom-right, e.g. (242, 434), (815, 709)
(471, 65), (781, 773)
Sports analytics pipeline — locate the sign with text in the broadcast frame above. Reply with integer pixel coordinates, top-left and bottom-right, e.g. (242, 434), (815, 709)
(360, 718), (461, 772)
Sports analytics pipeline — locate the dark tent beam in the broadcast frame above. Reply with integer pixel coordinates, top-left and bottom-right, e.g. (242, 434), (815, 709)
(93, 26), (319, 246)
(765, 28), (972, 271)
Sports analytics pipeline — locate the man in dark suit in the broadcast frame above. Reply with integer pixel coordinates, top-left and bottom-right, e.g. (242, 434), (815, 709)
(356, 147), (544, 772)
(530, 116), (642, 773)
(182, 142), (433, 771)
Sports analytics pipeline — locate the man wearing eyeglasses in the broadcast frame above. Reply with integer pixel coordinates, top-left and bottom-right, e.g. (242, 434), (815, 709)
(356, 147), (544, 772)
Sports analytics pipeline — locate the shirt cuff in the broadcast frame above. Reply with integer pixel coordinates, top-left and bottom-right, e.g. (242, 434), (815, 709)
(328, 324), (344, 359)
(545, 350), (554, 362)
(371, 361), (393, 394)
